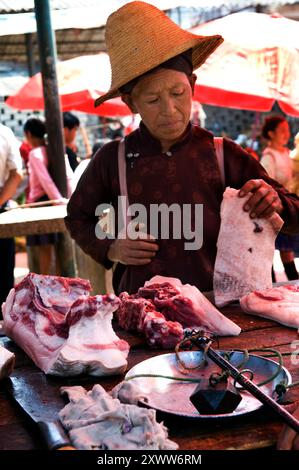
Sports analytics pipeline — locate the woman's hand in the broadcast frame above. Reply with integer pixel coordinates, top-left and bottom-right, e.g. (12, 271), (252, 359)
(239, 179), (283, 219)
(107, 234), (159, 265)
(277, 403), (299, 450)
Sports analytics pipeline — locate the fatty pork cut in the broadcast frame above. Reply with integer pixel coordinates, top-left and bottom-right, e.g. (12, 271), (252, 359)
(117, 275), (240, 347)
(0, 344), (15, 379)
(2, 273), (129, 376)
(240, 284), (299, 330)
(59, 384), (178, 450)
(214, 187), (283, 307)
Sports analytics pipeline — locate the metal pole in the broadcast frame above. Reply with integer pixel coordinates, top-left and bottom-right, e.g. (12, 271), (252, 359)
(33, 0), (75, 279)
(34, 0), (67, 197)
(25, 33), (35, 77)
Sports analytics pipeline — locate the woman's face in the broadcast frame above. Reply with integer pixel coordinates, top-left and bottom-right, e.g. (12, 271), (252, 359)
(123, 68), (194, 151)
(269, 120), (290, 147)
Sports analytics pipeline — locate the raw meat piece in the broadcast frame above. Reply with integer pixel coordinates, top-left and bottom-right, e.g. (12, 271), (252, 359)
(2, 273), (129, 376)
(117, 292), (184, 348)
(59, 384), (178, 450)
(143, 275), (241, 336)
(141, 310), (184, 348)
(0, 344), (15, 379)
(214, 187), (283, 307)
(117, 276), (240, 346)
(240, 284), (299, 329)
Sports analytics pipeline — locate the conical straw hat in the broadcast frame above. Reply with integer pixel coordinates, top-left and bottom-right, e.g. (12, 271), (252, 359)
(95, 1), (223, 107)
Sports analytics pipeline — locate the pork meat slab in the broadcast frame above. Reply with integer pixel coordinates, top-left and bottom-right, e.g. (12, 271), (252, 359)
(214, 187), (283, 307)
(240, 284), (299, 330)
(143, 275), (241, 336)
(117, 276), (240, 345)
(2, 273), (129, 376)
(117, 292), (184, 349)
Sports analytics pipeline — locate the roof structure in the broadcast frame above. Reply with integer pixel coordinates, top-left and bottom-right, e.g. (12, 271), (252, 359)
(0, 0), (297, 13)
(0, 1), (298, 79)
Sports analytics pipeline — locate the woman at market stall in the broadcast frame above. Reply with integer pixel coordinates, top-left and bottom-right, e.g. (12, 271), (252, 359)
(260, 116), (299, 281)
(65, 1), (299, 296)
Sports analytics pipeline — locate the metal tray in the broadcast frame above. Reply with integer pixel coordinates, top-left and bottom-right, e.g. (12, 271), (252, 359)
(125, 351), (292, 419)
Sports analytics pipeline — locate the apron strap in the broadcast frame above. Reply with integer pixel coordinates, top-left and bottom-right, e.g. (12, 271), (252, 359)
(214, 136), (225, 187)
(117, 138), (130, 231)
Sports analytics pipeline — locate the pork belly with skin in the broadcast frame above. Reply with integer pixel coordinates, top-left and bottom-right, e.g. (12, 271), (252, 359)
(240, 284), (299, 330)
(2, 273), (129, 376)
(214, 187), (283, 307)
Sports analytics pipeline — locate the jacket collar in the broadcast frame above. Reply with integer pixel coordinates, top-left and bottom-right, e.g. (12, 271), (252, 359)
(137, 120), (193, 156)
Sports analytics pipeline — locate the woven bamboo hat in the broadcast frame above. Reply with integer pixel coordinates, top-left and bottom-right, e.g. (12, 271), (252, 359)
(95, 1), (223, 107)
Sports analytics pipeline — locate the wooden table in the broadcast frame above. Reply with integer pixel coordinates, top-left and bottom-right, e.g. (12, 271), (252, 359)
(0, 205), (108, 294)
(0, 306), (298, 451)
(0, 205), (67, 238)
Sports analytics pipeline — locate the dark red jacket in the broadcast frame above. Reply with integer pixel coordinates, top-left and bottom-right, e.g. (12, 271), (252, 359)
(65, 123), (299, 294)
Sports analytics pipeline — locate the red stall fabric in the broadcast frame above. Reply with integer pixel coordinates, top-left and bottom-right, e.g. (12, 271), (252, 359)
(6, 53), (131, 117)
(191, 12), (299, 117)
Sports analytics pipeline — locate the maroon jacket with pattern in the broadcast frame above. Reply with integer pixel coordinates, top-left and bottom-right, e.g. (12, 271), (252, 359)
(65, 123), (299, 294)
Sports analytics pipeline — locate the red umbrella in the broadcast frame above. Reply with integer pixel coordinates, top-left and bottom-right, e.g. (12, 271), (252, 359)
(191, 12), (299, 117)
(6, 53), (131, 117)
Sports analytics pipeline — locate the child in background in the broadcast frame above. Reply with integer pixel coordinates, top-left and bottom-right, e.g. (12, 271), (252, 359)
(63, 112), (80, 171)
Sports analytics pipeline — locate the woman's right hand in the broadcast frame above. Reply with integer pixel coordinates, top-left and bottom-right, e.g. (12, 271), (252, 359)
(277, 403), (299, 450)
(107, 234), (159, 265)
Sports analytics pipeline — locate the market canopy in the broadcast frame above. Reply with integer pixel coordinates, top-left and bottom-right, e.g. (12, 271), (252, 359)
(192, 12), (299, 117)
(5, 53), (131, 117)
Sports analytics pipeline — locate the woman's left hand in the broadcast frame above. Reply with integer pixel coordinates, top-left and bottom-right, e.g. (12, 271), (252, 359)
(238, 179), (283, 219)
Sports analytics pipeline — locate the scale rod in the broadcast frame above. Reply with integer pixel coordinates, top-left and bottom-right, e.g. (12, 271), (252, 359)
(192, 336), (299, 434)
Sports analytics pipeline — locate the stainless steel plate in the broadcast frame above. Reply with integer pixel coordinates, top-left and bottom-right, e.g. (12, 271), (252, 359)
(125, 351), (292, 419)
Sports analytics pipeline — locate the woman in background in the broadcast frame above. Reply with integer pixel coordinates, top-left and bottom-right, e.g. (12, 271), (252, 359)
(290, 132), (299, 197)
(260, 116), (298, 281)
(24, 117), (72, 274)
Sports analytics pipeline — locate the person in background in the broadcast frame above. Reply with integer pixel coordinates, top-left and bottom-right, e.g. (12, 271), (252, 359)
(244, 146), (259, 161)
(19, 139), (32, 201)
(260, 116), (298, 281)
(0, 123), (23, 306)
(63, 111), (80, 171)
(19, 139), (32, 170)
(290, 131), (299, 196)
(23, 117), (72, 274)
